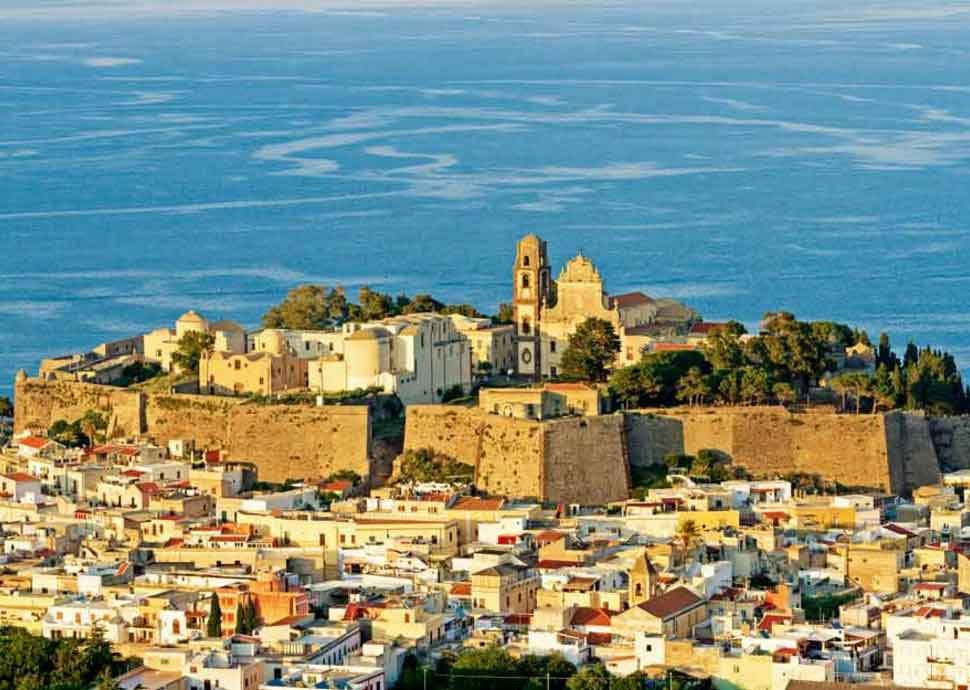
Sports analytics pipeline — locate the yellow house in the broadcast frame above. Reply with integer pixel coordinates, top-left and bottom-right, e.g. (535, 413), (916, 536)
(840, 541), (906, 594)
(200, 349), (307, 396)
(791, 504), (856, 529)
(471, 563), (539, 614)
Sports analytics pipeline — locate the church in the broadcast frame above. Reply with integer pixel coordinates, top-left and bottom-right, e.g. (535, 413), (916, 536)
(512, 234), (698, 379)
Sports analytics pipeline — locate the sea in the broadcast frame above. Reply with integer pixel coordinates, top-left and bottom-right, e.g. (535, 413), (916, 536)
(3, 0), (970, 396)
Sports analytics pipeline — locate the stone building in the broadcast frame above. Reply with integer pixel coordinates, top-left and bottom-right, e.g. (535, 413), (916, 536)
(199, 330), (307, 396)
(511, 234), (697, 379)
(144, 310), (247, 372)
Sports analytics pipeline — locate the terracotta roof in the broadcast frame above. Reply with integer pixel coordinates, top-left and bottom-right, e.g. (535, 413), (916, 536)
(535, 530), (566, 545)
(586, 632), (613, 646)
(450, 582), (472, 596)
(571, 607), (613, 627)
(637, 587), (703, 619)
(451, 496), (504, 511)
(612, 292), (654, 308)
(537, 559), (577, 570)
(652, 343), (697, 352)
(886, 524), (917, 537)
(689, 322), (730, 335)
(758, 613), (791, 632)
(121, 469), (145, 478)
(321, 480), (353, 492)
(3, 472), (39, 482)
(17, 436), (50, 449)
(137, 482), (160, 495)
(914, 582), (946, 590)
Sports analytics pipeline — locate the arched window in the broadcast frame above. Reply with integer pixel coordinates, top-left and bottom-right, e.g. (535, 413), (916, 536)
(523, 255), (531, 267)
(521, 318), (531, 335)
(521, 273), (530, 288)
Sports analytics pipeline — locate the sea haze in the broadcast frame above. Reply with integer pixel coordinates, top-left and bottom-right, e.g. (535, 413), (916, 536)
(3, 0), (970, 394)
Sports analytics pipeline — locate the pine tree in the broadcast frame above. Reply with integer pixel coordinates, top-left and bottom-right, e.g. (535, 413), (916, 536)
(235, 601), (247, 635)
(206, 593), (223, 638)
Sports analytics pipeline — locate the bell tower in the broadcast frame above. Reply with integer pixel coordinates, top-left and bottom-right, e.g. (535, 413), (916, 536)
(513, 234), (551, 379)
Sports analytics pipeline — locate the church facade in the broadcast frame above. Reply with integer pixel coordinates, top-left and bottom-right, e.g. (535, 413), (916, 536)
(512, 234), (697, 379)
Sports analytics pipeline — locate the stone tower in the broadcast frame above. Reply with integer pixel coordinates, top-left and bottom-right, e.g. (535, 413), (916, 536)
(628, 551), (657, 607)
(513, 234), (552, 379)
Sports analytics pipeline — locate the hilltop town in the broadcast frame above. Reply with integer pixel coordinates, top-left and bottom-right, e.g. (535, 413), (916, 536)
(5, 235), (970, 690)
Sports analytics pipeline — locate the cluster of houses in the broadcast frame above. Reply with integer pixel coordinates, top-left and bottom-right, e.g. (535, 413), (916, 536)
(3, 426), (970, 690)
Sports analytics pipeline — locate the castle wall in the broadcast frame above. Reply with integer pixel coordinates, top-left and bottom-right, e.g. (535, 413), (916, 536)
(404, 405), (629, 503)
(542, 415), (629, 505)
(14, 378), (143, 437)
(631, 406), (939, 494)
(14, 378), (371, 484)
(929, 417), (970, 471)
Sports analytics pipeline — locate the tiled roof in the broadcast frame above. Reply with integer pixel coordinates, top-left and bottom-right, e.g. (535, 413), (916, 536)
(637, 587), (703, 619)
(689, 322), (730, 335)
(451, 496), (504, 511)
(3, 472), (39, 482)
(450, 583), (472, 596)
(570, 607), (613, 627)
(612, 292), (654, 308)
(18, 436), (50, 449)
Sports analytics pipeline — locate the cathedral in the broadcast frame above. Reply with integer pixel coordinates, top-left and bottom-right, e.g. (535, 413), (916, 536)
(512, 234), (698, 379)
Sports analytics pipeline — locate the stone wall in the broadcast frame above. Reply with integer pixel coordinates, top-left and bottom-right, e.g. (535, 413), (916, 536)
(542, 415), (630, 505)
(627, 406), (940, 494)
(143, 393), (239, 448)
(404, 406), (629, 504)
(14, 378), (144, 437)
(227, 404), (371, 483)
(14, 378), (371, 484)
(929, 417), (970, 471)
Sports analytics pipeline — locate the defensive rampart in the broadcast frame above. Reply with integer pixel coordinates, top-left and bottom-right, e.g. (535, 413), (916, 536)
(14, 377), (371, 483)
(403, 406), (630, 504)
(626, 406), (940, 494)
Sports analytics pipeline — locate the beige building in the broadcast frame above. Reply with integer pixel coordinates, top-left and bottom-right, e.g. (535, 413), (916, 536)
(470, 563), (539, 614)
(200, 350), (307, 396)
(450, 315), (516, 376)
(144, 310), (247, 372)
(479, 383), (605, 420)
(511, 235), (696, 379)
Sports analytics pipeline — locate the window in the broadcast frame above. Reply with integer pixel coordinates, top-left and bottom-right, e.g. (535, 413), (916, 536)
(550, 366), (557, 377)
(521, 274), (530, 288)
(234, 360), (241, 370)
(549, 340), (556, 353)
(521, 318), (531, 335)
(523, 255), (530, 267)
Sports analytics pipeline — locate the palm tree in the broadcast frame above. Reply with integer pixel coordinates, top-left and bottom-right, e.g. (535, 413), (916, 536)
(676, 519), (700, 551)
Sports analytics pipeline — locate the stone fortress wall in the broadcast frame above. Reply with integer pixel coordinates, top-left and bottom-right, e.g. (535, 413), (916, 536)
(403, 406), (630, 504)
(14, 378), (960, 503)
(14, 377), (371, 483)
(626, 406), (941, 495)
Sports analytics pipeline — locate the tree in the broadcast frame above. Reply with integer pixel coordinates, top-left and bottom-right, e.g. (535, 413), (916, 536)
(358, 286), (394, 321)
(739, 367), (771, 405)
(449, 646), (519, 690)
(235, 601), (247, 635)
(493, 303), (515, 325)
(171, 331), (215, 375)
(611, 365), (661, 409)
(0, 396), (13, 419)
(559, 318), (621, 382)
(402, 293), (444, 314)
(48, 419), (89, 448)
(701, 322), (746, 371)
(566, 663), (611, 690)
(262, 284), (346, 329)
(677, 367), (710, 407)
(95, 668), (122, 690)
(207, 593), (223, 638)
(676, 519), (701, 551)
(772, 382), (795, 405)
(80, 409), (108, 445)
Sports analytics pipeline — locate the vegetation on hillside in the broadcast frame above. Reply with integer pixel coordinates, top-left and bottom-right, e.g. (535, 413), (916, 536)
(608, 312), (969, 414)
(395, 648), (707, 690)
(395, 448), (474, 484)
(261, 284), (489, 330)
(48, 409), (107, 448)
(0, 626), (127, 690)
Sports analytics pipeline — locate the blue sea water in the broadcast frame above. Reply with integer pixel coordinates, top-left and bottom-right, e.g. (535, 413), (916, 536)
(3, 0), (970, 396)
